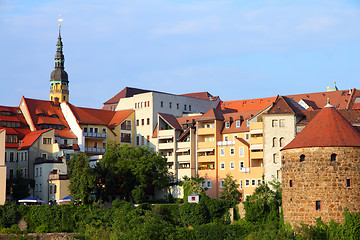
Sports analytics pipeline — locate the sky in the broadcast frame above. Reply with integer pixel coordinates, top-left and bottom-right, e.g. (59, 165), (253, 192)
(1, 0), (360, 108)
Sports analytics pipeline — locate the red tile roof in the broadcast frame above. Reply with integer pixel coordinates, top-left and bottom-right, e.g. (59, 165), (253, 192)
(66, 102), (134, 129)
(21, 98), (76, 139)
(222, 110), (260, 134)
(268, 96), (305, 116)
(159, 113), (182, 130)
(221, 96), (277, 112)
(282, 106), (360, 150)
(197, 109), (232, 122)
(176, 115), (201, 126)
(18, 129), (53, 150)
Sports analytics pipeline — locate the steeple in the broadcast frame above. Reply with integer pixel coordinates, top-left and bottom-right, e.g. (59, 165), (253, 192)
(50, 15), (69, 103)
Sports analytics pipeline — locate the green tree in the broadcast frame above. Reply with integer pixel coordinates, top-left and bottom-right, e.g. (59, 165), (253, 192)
(7, 169), (30, 202)
(181, 175), (206, 203)
(98, 142), (170, 203)
(67, 153), (97, 204)
(220, 173), (241, 203)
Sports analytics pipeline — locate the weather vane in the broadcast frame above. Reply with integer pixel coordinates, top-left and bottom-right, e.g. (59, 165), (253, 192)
(58, 14), (63, 28)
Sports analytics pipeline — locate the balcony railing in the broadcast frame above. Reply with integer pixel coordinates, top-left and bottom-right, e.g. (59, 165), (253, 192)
(83, 132), (107, 138)
(217, 140), (235, 146)
(85, 147), (106, 154)
(240, 167), (250, 173)
(121, 125), (131, 131)
(120, 137), (131, 143)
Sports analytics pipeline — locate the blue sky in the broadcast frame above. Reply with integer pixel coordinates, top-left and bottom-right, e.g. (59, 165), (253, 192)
(1, 0), (359, 108)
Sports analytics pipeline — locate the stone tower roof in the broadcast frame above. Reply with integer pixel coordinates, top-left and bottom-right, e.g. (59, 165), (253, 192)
(282, 105), (360, 150)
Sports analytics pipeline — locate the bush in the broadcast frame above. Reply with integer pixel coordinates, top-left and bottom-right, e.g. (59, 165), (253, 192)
(0, 202), (22, 228)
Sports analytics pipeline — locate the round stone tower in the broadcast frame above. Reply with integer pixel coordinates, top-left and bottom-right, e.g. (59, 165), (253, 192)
(281, 105), (360, 227)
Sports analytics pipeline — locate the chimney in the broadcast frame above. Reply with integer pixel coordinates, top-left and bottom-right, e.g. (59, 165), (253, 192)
(54, 97), (60, 106)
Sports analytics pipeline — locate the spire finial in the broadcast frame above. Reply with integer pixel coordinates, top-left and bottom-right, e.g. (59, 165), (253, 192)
(58, 14), (63, 29)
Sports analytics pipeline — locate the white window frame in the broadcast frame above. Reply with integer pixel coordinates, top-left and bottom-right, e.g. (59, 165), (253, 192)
(251, 179), (256, 187)
(239, 161), (244, 169)
(230, 148), (235, 155)
(220, 180), (224, 188)
(246, 120), (249, 127)
(220, 162), (225, 170)
(235, 120), (240, 128)
(245, 134), (250, 140)
(257, 179), (262, 186)
(245, 179), (250, 187)
(230, 161), (235, 169)
(220, 148), (225, 156)
(225, 122), (230, 129)
(206, 181), (212, 188)
(201, 182), (206, 188)
(239, 147), (244, 157)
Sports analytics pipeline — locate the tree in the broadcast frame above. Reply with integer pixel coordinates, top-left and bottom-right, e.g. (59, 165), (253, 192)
(181, 175), (206, 203)
(67, 153), (97, 204)
(7, 169), (30, 202)
(220, 173), (241, 203)
(98, 142), (170, 203)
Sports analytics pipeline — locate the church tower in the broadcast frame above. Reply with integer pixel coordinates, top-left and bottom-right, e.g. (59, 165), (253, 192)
(50, 16), (69, 103)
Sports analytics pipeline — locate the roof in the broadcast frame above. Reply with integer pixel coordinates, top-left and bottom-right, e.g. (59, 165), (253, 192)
(197, 109), (232, 122)
(103, 87), (152, 105)
(282, 106), (360, 150)
(179, 92), (214, 100)
(159, 113), (182, 130)
(235, 137), (250, 147)
(222, 110), (260, 134)
(221, 96), (277, 112)
(18, 129), (53, 150)
(176, 115), (201, 125)
(268, 96), (304, 116)
(67, 102), (133, 129)
(21, 98), (76, 139)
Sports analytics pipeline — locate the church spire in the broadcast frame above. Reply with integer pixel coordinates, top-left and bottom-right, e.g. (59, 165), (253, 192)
(50, 15), (69, 103)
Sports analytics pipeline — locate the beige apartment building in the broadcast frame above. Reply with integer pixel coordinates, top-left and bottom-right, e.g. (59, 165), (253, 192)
(0, 129), (6, 204)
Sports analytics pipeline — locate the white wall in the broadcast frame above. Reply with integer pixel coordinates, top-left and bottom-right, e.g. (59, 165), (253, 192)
(60, 102), (84, 151)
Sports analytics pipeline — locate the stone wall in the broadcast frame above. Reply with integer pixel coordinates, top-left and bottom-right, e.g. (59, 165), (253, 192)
(282, 146), (360, 227)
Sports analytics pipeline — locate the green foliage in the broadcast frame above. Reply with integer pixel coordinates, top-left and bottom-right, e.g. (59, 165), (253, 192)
(181, 175), (206, 203)
(0, 202), (22, 228)
(243, 182), (280, 225)
(98, 142), (170, 203)
(220, 173), (241, 203)
(7, 169), (30, 202)
(67, 153), (97, 204)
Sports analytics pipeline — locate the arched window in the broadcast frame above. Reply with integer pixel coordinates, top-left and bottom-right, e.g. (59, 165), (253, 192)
(280, 137), (285, 147)
(300, 154), (305, 162)
(331, 154), (337, 162)
(273, 137), (278, 147)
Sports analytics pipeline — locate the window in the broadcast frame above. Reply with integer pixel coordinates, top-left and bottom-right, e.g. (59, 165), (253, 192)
(147, 118), (150, 125)
(230, 162), (235, 169)
(273, 154), (279, 164)
(245, 134), (250, 140)
(279, 119), (285, 127)
(136, 120), (139, 126)
(224, 136), (229, 141)
(94, 128), (98, 133)
(331, 154), (337, 162)
(147, 101), (150, 107)
(273, 137), (278, 147)
(315, 201), (321, 210)
(346, 179), (351, 187)
(36, 168), (38, 177)
(141, 136), (144, 145)
(230, 148), (235, 155)
(136, 136), (139, 146)
(239, 180), (243, 189)
(272, 120), (278, 127)
(201, 182), (206, 188)
(189, 105), (191, 111)
(206, 181), (211, 188)
(54, 185), (57, 193)
(43, 138), (52, 144)
(141, 119), (144, 125)
(83, 127), (88, 132)
(245, 179), (250, 187)
(239, 161), (244, 169)
(42, 153), (47, 160)
(39, 184), (42, 192)
(177, 103), (179, 109)
(50, 185), (53, 194)
(161, 101), (163, 107)
(235, 120), (240, 128)
(225, 122), (230, 129)
(102, 128), (107, 134)
(220, 180), (224, 188)
(246, 120), (249, 127)
(300, 154), (305, 162)
(251, 179), (256, 186)
(220, 148), (225, 156)
(289, 180), (293, 187)
(239, 147), (244, 157)
(257, 179), (262, 186)
(9, 152), (15, 162)
(220, 162), (225, 170)
(35, 184), (38, 192)
(147, 135), (150, 145)
(184, 105), (187, 111)
(169, 102), (172, 108)
(89, 127), (94, 133)
(93, 142), (98, 148)
(280, 137), (285, 148)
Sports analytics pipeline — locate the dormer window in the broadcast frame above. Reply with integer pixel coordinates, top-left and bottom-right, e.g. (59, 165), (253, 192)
(246, 120), (250, 127)
(225, 122), (230, 129)
(235, 120), (240, 128)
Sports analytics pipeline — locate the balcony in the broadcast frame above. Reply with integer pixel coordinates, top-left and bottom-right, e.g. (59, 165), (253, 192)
(85, 147), (106, 154)
(178, 142), (191, 149)
(250, 144), (263, 151)
(120, 125), (131, 131)
(164, 155), (175, 162)
(159, 142), (174, 150)
(197, 155), (215, 163)
(83, 132), (107, 139)
(120, 137), (131, 143)
(217, 140), (235, 146)
(177, 154), (190, 162)
(197, 127), (215, 135)
(198, 142), (215, 149)
(250, 150), (263, 159)
(240, 167), (250, 173)
(198, 163), (215, 170)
